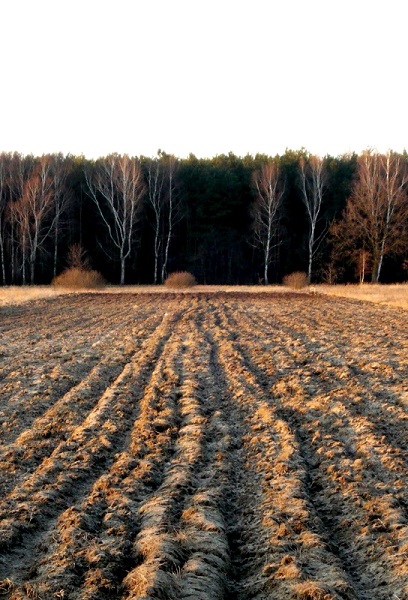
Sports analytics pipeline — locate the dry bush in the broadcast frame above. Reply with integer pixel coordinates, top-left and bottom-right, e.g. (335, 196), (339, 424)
(283, 272), (308, 289)
(52, 243), (104, 290)
(164, 271), (197, 289)
(52, 268), (105, 289)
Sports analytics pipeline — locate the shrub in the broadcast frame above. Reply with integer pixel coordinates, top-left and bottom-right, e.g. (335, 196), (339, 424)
(283, 271), (308, 289)
(52, 267), (105, 289)
(164, 271), (197, 289)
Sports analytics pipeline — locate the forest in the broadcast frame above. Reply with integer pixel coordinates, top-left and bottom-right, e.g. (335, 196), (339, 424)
(0, 149), (407, 286)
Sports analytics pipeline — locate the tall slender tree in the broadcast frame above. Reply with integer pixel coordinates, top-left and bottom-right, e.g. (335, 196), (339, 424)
(299, 155), (327, 282)
(251, 160), (284, 284)
(145, 156), (165, 284)
(145, 153), (180, 284)
(161, 154), (180, 283)
(51, 154), (73, 278)
(85, 154), (145, 284)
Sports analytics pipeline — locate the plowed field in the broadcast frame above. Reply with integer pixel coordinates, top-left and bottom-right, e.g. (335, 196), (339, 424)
(0, 292), (407, 600)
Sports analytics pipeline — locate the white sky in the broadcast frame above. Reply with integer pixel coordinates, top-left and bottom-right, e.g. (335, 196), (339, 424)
(1, 0), (407, 159)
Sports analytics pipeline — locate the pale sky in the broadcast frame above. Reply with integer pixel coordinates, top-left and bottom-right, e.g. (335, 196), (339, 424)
(1, 0), (407, 159)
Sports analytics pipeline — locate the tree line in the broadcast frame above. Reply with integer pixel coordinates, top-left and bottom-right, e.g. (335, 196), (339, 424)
(0, 149), (407, 286)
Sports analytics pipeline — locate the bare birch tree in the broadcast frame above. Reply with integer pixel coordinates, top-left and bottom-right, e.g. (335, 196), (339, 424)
(331, 150), (408, 282)
(299, 155), (327, 282)
(85, 154), (145, 284)
(145, 153), (180, 284)
(10, 156), (56, 283)
(252, 160), (284, 284)
(161, 154), (179, 283)
(50, 154), (72, 278)
(146, 157), (165, 284)
(373, 152), (408, 280)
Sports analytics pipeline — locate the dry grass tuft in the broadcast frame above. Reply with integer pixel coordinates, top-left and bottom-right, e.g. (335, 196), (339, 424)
(164, 271), (197, 289)
(294, 580), (332, 599)
(52, 267), (105, 290)
(0, 578), (14, 593)
(283, 272), (309, 289)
